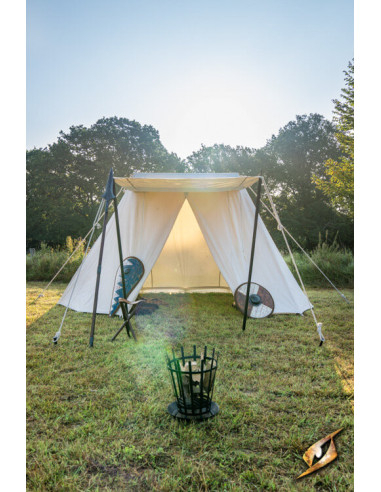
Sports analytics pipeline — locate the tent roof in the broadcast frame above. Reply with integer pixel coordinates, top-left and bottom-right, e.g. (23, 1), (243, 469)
(114, 173), (259, 192)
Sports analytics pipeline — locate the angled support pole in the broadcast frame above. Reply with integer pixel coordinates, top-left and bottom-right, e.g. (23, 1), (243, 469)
(242, 176), (262, 331)
(89, 169), (115, 347)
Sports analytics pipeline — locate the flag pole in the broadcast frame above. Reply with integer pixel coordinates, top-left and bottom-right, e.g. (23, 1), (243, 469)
(89, 169), (115, 347)
(242, 176), (262, 331)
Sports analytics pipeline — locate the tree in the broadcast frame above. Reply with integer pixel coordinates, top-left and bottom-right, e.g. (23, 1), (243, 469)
(254, 114), (353, 248)
(26, 117), (184, 247)
(186, 144), (259, 175)
(313, 61), (354, 218)
(184, 115), (353, 249)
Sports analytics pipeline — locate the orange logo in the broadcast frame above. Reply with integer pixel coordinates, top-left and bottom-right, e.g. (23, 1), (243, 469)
(297, 428), (343, 479)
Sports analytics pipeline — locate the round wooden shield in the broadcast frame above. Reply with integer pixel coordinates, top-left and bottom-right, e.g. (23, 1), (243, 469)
(234, 282), (274, 319)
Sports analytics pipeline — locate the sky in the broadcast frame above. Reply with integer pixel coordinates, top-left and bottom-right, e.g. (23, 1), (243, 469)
(27, 0), (353, 158)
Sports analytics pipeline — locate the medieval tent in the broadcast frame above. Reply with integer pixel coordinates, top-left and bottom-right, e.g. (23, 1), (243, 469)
(58, 173), (311, 316)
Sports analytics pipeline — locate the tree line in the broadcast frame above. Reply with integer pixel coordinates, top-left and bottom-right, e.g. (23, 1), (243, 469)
(27, 62), (354, 251)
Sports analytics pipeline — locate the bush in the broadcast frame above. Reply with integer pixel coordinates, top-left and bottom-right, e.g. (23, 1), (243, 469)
(283, 234), (353, 288)
(26, 238), (85, 282)
(26, 235), (353, 288)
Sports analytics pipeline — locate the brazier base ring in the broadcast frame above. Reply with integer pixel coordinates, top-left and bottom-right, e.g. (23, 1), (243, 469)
(167, 401), (219, 421)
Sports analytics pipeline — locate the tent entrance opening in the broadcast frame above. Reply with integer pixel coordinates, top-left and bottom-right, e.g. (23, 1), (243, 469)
(141, 198), (229, 293)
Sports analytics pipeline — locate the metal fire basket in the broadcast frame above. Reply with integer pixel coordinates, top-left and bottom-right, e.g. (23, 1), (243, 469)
(166, 345), (219, 420)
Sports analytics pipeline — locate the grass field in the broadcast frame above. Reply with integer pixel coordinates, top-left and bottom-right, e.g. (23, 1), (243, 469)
(26, 283), (354, 491)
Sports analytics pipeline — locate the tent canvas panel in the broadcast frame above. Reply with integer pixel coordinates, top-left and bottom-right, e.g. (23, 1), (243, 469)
(187, 191), (310, 314)
(59, 191), (185, 314)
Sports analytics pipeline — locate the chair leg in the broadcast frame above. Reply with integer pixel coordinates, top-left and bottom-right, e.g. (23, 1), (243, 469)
(121, 303), (131, 337)
(111, 303), (138, 342)
(127, 320), (137, 341)
(111, 321), (128, 341)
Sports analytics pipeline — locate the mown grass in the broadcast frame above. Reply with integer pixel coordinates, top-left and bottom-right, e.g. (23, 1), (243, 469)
(27, 283), (353, 491)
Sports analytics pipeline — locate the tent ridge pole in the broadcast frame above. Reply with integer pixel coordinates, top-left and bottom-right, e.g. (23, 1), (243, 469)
(242, 177), (262, 331)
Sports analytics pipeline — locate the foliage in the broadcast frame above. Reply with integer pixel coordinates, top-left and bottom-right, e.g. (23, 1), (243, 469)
(185, 115), (353, 249)
(26, 117), (184, 247)
(256, 113), (353, 249)
(27, 112), (354, 250)
(313, 61), (354, 217)
(26, 283), (353, 490)
(26, 237), (85, 282)
(187, 144), (259, 174)
(284, 233), (354, 288)
(26, 236), (353, 288)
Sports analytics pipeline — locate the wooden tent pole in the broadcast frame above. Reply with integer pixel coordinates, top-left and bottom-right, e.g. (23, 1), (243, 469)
(113, 181), (127, 300)
(89, 169), (115, 347)
(242, 177), (262, 331)
(112, 181), (134, 339)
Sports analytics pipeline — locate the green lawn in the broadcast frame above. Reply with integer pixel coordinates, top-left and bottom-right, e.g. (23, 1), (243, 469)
(26, 283), (354, 491)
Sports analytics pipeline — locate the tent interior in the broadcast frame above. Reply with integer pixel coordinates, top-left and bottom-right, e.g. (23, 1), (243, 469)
(142, 198), (229, 293)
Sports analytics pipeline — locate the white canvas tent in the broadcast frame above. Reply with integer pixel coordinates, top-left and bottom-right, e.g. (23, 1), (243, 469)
(59, 173), (311, 315)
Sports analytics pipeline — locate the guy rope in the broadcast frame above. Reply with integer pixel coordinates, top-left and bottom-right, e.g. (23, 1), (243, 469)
(248, 178), (350, 345)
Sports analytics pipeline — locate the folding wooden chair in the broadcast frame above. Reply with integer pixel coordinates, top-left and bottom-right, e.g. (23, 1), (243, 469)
(111, 298), (147, 342)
